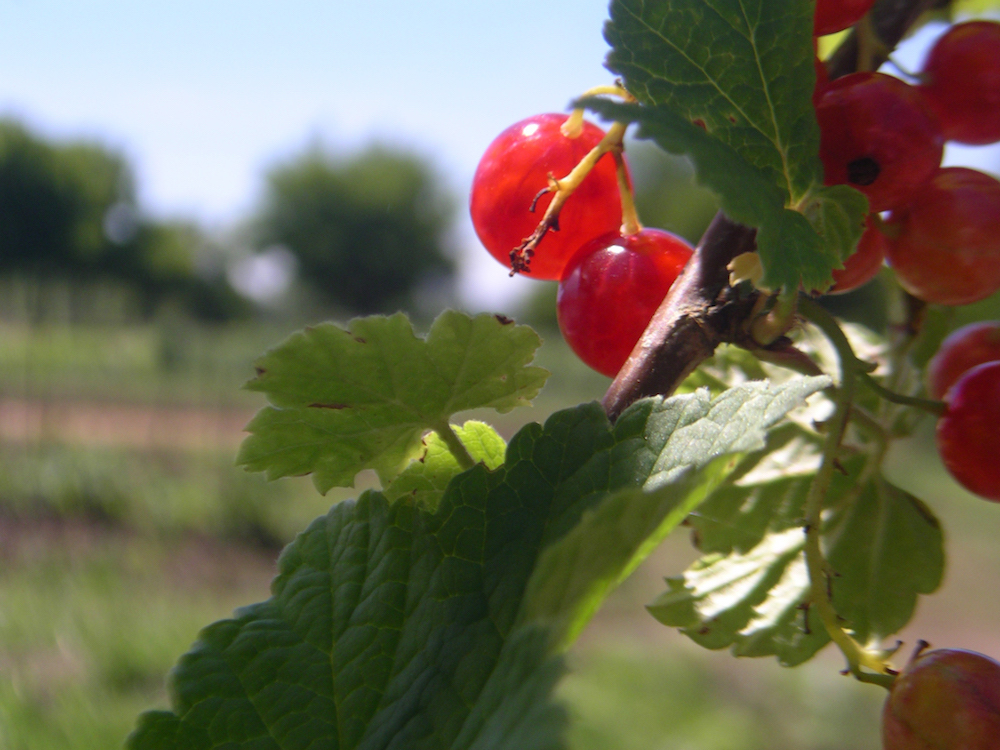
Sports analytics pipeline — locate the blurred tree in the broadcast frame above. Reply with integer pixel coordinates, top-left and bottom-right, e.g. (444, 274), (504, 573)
(0, 120), (131, 277)
(253, 144), (455, 314)
(0, 119), (246, 321)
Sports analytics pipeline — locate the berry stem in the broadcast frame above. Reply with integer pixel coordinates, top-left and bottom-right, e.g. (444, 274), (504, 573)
(615, 150), (642, 236)
(511, 121), (629, 275)
(562, 84), (632, 138)
(432, 421), (476, 471)
(798, 296), (897, 689)
(858, 372), (947, 416)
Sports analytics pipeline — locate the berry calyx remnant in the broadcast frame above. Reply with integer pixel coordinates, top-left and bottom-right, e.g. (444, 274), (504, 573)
(557, 228), (693, 378)
(936, 361), (1000, 502)
(882, 645), (1000, 749)
(814, 0), (876, 37)
(816, 72), (944, 212)
(883, 167), (1000, 306)
(919, 21), (1000, 145)
(828, 216), (886, 294)
(470, 113), (624, 280)
(927, 321), (1000, 400)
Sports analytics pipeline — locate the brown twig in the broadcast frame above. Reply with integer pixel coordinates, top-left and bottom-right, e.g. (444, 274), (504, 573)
(602, 213), (759, 420)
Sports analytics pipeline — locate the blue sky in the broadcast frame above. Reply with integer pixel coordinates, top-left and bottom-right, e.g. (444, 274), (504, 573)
(0, 1), (622, 305)
(2, 2), (998, 307)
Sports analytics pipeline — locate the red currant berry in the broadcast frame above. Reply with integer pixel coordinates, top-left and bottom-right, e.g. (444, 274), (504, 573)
(813, 55), (830, 107)
(919, 21), (1000, 145)
(470, 113), (623, 280)
(816, 72), (943, 212)
(927, 321), (1000, 400)
(557, 228), (693, 378)
(814, 0), (876, 36)
(936, 361), (1000, 501)
(828, 216), (886, 294)
(884, 167), (1000, 306)
(883, 647), (1000, 749)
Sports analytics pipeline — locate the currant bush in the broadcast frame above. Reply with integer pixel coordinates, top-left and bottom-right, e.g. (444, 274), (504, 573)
(919, 21), (1000, 146)
(556, 228), (692, 377)
(816, 72), (943, 212)
(470, 113), (624, 280)
(882, 647), (1000, 749)
(884, 167), (1000, 305)
(927, 321), (1000, 400)
(936, 361), (1000, 502)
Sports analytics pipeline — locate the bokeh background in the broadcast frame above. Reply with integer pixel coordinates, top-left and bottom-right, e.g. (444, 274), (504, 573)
(1, 2), (1000, 748)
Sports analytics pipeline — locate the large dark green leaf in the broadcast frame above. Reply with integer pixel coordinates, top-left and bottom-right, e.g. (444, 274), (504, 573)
(130, 378), (827, 750)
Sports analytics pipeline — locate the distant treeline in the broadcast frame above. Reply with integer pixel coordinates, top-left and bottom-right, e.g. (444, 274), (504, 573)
(0, 118), (458, 321)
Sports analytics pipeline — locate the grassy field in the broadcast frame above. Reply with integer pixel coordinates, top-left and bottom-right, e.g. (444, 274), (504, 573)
(2, 314), (999, 750)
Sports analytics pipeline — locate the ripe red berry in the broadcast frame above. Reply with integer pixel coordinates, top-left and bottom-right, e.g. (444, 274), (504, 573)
(884, 167), (1000, 306)
(883, 647), (1000, 748)
(828, 216), (886, 294)
(936, 361), (1000, 501)
(557, 228), (693, 378)
(816, 72), (943, 212)
(814, 0), (876, 36)
(470, 113), (623, 280)
(813, 55), (830, 107)
(919, 21), (1000, 145)
(927, 321), (1000, 400)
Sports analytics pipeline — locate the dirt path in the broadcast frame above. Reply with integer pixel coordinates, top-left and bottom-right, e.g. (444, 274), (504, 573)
(0, 397), (256, 452)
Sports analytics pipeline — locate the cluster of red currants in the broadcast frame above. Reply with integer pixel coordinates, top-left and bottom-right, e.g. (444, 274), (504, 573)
(469, 14), (1000, 501)
(469, 112), (693, 378)
(816, 20), (1000, 302)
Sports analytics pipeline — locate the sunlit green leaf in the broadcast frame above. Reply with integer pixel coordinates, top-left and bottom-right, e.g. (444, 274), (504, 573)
(236, 311), (548, 493)
(649, 432), (944, 666)
(131, 378), (827, 750)
(384, 421), (506, 510)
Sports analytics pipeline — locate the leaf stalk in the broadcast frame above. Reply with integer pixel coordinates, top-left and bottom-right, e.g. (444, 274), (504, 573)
(433, 422), (476, 471)
(798, 296), (896, 688)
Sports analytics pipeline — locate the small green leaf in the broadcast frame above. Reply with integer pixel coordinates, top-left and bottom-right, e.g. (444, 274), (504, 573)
(236, 311), (548, 492)
(385, 421), (506, 510)
(649, 436), (944, 666)
(130, 378), (827, 750)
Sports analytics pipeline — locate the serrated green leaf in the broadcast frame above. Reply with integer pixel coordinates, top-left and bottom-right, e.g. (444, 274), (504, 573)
(130, 378), (827, 750)
(518, 376), (830, 649)
(825, 476), (944, 642)
(649, 433), (944, 666)
(236, 311), (548, 493)
(605, 0), (819, 202)
(595, 0), (869, 291)
(385, 421), (506, 511)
